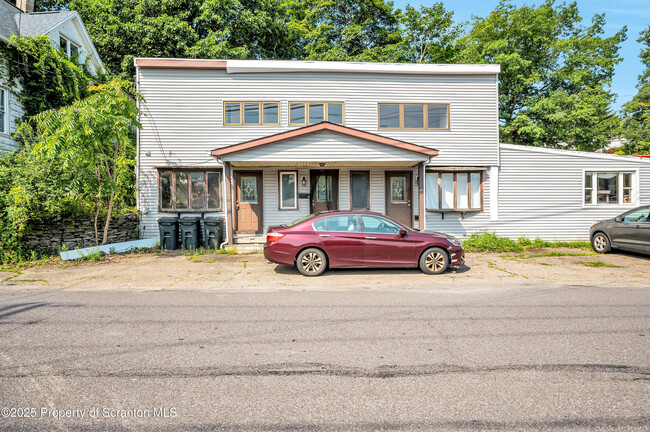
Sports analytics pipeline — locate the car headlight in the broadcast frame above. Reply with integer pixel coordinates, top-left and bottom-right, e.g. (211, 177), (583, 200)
(447, 238), (461, 247)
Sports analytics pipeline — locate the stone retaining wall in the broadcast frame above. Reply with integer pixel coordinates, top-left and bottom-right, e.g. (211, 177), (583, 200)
(24, 213), (139, 251)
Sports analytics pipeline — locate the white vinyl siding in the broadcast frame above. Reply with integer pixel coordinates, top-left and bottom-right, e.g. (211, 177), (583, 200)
(425, 146), (650, 241)
(136, 68), (498, 167)
(135, 65), (497, 237)
(223, 130), (427, 164)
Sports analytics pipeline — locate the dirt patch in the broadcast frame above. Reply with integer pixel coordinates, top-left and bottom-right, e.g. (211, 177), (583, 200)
(1, 247), (648, 292)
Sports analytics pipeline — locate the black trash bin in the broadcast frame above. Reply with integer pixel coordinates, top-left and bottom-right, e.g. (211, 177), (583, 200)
(179, 217), (201, 249)
(203, 217), (223, 249)
(158, 217), (178, 250)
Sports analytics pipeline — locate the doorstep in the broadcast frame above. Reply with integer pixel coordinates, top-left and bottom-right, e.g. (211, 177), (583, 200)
(224, 243), (264, 254)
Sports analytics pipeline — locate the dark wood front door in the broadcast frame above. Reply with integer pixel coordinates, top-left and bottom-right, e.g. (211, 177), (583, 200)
(385, 171), (413, 227)
(235, 171), (263, 234)
(310, 170), (339, 214)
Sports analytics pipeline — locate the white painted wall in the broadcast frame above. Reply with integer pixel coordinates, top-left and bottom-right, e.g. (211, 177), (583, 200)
(427, 146), (650, 241)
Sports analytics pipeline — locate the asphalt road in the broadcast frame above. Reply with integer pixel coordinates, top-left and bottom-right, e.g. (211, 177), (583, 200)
(0, 284), (648, 431)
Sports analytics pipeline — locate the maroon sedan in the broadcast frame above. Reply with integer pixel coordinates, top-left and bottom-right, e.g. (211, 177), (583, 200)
(264, 211), (464, 276)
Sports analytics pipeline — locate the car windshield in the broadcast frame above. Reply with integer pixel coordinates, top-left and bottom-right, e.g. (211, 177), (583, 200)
(283, 214), (316, 227)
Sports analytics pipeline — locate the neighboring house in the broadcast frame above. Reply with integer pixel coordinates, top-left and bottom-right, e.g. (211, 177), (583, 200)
(134, 58), (650, 243)
(0, 0), (104, 152)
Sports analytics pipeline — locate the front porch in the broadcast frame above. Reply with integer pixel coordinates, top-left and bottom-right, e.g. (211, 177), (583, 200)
(212, 123), (438, 245)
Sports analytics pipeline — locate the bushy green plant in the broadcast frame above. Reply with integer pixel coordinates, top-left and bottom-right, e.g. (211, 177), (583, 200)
(463, 232), (592, 253)
(463, 232), (523, 252)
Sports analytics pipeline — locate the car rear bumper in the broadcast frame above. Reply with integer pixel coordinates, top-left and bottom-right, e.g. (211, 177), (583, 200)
(263, 242), (296, 266)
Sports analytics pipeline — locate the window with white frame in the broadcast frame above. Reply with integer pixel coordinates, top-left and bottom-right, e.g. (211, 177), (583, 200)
(279, 171), (298, 210)
(584, 172), (634, 206)
(0, 88), (6, 134)
(60, 36), (80, 58)
(426, 171), (483, 211)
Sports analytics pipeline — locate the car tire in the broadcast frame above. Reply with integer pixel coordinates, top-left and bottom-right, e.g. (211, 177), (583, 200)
(591, 232), (611, 254)
(296, 248), (328, 277)
(419, 247), (450, 275)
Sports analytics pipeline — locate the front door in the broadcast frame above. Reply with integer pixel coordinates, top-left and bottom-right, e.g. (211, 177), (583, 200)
(385, 171), (413, 227)
(235, 171), (263, 234)
(310, 170), (339, 214)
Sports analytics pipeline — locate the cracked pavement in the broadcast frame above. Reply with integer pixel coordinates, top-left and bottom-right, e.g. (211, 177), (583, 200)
(0, 284), (648, 431)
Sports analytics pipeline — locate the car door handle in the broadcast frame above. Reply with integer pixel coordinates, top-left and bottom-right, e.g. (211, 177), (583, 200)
(319, 234), (331, 237)
(365, 236), (376, 239)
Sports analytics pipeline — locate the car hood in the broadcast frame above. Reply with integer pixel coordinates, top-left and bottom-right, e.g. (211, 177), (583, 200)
(420, 230), (455, 240)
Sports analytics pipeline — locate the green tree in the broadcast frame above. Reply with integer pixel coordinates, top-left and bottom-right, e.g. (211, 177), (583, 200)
(37, 0), (300, 78)
(289, 0), (402, 62)
(457, 0), (626, 151)
(619, 27), (650, 155)
(20, 79), (141, 245)
(400, 3), (462, 63)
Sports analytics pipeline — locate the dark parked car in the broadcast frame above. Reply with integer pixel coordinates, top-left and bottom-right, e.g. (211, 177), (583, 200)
(590, 205), (650, 255)
(264, 211), (464, 276)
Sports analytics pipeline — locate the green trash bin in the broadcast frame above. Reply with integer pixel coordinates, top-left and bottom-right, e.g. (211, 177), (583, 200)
(158, 217), (178, 250)
(179, 217), (201, 249)
(203, 217), (223, 249)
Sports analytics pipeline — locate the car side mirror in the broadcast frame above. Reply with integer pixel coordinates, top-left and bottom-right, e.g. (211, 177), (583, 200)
(399, 229), (407, 237)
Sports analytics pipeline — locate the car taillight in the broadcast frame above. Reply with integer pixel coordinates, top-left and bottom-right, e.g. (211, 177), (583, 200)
(266, 233), (286, 243)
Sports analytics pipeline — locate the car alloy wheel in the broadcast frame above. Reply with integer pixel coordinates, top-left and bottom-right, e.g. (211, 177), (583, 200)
(296, 248), (327, 276)
(592, 233), (610, 253)
(419, 247), (450, 275)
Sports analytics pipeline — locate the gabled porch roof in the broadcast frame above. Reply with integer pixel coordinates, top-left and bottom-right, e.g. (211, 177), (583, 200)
(211, 122), (438, 167)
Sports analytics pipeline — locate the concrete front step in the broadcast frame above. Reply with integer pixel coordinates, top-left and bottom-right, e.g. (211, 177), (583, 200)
(234, 235), (266, 244)
(224, 244), (264, 254)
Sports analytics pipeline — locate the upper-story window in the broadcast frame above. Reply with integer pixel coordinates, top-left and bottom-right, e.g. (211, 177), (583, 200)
(60, 36), (80, 58)
(584, 172), (635, 206)
(224, 102), (280, 126)
(0, 88), (6, 134)
(378, 103), (449, 130)
(289, 102), (344, 126)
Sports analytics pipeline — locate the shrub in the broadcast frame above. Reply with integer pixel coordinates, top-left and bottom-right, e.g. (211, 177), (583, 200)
(463, 232), (523, 252)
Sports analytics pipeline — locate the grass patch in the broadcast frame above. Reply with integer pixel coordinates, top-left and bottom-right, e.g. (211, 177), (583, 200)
(574, 260), (620, 268)
(463, 232), (591, 253)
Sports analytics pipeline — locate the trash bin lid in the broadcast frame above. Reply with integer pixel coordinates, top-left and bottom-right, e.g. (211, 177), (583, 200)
(158, 217), (178, 223)
(203, 217), (223, 224)
(179, 216), (202, 224)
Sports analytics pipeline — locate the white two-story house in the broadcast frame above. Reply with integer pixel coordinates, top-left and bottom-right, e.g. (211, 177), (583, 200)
(1, 0), (104, 152)
(134, 58), (650, 244)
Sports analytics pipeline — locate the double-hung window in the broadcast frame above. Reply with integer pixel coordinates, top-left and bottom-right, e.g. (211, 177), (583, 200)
(584, 172), (635, 206)
(288, 102), (344, 125)
(224, 102), (280, 125)
(279, 171), (298, 210)
(159, 170), (222, 211)
(378, 103), (449, 130)
(0, 88), (6, 134)
(426, 171), (483, 211)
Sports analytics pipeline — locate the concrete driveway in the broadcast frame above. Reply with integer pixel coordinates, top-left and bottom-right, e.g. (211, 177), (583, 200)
(1, 248), (649, 291)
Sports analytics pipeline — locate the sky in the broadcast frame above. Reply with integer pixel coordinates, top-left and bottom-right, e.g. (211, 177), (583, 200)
(391, 0), (650, 111)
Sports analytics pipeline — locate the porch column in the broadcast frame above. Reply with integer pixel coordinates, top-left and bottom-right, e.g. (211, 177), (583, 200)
(418, 162), (425, 230)
(224, 162), (234, 245)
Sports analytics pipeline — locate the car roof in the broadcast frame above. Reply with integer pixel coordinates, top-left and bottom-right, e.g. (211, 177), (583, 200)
(315, 210), (386, 217)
